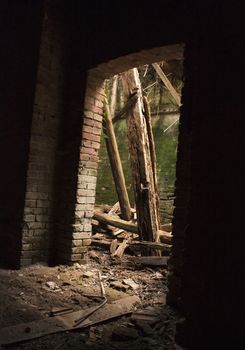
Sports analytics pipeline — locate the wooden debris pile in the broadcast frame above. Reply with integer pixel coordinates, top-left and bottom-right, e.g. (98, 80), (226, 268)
(92, 203), (172, 259)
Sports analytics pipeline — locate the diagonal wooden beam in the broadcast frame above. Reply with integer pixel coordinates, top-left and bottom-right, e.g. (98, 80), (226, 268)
(103, 98), (132, 221)
(152, 62), (181, 107)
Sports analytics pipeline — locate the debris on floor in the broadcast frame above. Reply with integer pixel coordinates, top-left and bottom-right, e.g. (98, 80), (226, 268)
(0, 208), (183, 349)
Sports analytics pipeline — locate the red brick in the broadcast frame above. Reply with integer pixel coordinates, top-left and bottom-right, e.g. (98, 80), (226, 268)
(82, 140), (92, 148)
(92, 127), (102, 135)
(83, 119), (95, 127)
(94, 120), (102, 128)
(91, 141), (100, 150)
(95, 99), (104, 108)
(93, 113), (103, 121)
(80, 146), (98, 155)
(89, 155), (99, 162)
(82, 132), (100, 142)
(80, 154), (90, 161)
(84, 111), (93, 119)
(85, 104), (103, 114)
(82, 125), (93, 134)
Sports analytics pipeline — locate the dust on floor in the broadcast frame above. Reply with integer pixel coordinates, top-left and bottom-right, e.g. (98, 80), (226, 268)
(0, 249), (182, 350)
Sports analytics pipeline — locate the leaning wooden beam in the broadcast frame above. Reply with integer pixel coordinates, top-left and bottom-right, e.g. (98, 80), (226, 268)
(110, 75), (118, 116)
(103, 98), (132, 221)
(143, 95), (161, 227)
(112, 91), (139, 123)
(93, 211), (138, 233)
(122, 68), (160, 243)
(152, 63), (181, 107)
(151, 110), (179, 117)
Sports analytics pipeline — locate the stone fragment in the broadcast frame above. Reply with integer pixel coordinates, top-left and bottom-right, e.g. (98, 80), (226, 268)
(110, 281), (129, 291)
(43, 281), (61, 292)
(82, 271), (94, 278)
(123, 278), (139, 290)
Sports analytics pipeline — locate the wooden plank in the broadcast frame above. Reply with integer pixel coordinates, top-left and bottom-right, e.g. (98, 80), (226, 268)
(110, 75), (118, 117)
(112, 239), (128, 258)
(0, 296), (140, 346)
(130, 240), (171, 254)
(108, 201), (120, 215)
(131, 256), (169, 267)
(93, 211), (138, 233)
(104, 98), (132, 220)
(92, 238), (171, 254)
(110, 238), (118, 254)
(143, 95), (161, 227)
(122, 68), (160, 244)
(157, 230), (172, 244)
(152, 63), (181, 107)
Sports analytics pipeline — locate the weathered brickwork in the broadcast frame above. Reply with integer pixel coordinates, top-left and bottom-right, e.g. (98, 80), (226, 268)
(20, 5), (67, 266)
(0, 2), (44, 268)
(55, 74), (104, 264)
(53, 72), (104, 263)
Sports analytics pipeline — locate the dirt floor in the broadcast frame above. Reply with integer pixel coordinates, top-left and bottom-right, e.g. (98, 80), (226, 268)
(0, 247), (182, 350)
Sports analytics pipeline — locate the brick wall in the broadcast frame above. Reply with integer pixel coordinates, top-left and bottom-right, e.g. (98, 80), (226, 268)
(54, 72), (104, 264)
(20, 3), (68, 266)
(0, 1), (44, 268)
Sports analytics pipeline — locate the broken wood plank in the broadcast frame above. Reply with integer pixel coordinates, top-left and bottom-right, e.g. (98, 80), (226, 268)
(157, 230), (172, 244)
(122, 68), (160, 243)
(104, 98), (132, 221)
(93, 211), (138, 233)
(110, 238), (118, 254)
(161, 223), (172, 232)
(0, 296), (141, 346)
(131, 306), (162, 325)
(108, 201), (120, 215)
(112, 228), (125, 237)
(131, 256), (169, 267)
(152, 63), (181, 107)
(112, 239), (128, 258)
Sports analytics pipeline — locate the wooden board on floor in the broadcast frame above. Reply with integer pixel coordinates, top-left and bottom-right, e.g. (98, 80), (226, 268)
(131, 256), (169, 266)
(0, 296), (140, 345)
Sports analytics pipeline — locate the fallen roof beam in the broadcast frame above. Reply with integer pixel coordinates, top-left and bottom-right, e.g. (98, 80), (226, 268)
(152, 62), (181, 107)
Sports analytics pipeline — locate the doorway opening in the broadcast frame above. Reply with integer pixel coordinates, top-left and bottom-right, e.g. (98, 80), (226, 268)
(96, 60), (182, 227)
(0, 44), (187, 350)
